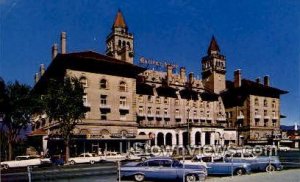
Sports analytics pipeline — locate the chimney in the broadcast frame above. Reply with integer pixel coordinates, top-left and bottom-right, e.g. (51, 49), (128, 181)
(264, 75), (270, 86)
(34, 73), (40, 84)
(179, 67), (186, 83)
(189, 72), (194, 85)
(167, 65), (173, 84)
(40, 64), (45, 76)
(61, 32), (67, 54)
(234, 69), (241, 88)
(256, 77), (261, 84)
(52, 44), (58, 60)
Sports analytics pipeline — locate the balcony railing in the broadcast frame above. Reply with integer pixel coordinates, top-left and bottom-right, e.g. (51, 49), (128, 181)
(237, 115), (244, 120)
(99, 104), (111, 109)
(84, 102), (91, 107)
(254, 114), (261, 119)
(119, 105), (130, 110)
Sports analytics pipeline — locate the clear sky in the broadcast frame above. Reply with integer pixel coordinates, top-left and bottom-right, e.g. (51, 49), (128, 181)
(0, 0), (299, 125)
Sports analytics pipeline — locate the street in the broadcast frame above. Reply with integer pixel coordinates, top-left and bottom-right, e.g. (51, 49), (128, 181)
(53, 169), (300, 182)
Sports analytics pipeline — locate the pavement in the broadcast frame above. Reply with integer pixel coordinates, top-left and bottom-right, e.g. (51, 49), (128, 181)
(206, 169), (300, 182)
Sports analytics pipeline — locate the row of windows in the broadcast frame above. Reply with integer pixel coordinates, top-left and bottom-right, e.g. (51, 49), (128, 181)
(138, 95), (217, 108)
(254, 97), (276, 108)
(138, 107), (211, 117)
(80, 77), (128, 92)
(254, 119), (277, 127)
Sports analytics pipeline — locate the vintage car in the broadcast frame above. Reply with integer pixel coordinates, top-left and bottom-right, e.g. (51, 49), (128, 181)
(192, 155), (252, 176)
(224, 152), (282, 172)
(1, 155), (51, 170)
(278, 146), (291, 151)
(68, 153), (101, 165)
(102, 151), (127, 162)
(120, 157), (207, 182)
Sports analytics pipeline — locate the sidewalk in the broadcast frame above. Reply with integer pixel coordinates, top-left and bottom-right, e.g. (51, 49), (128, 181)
(206, 169), (300, 182)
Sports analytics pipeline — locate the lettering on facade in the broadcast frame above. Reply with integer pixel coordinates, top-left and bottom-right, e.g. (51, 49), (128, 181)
(139, 57), (178, 71)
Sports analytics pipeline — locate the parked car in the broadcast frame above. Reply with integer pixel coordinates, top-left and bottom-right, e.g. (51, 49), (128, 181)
(193, 155), (252, 176)
(278, 146), (291, 151)
(1, 155), (50, 170)
(68, 153), (101, 165)
(126, 151), (154, 161)
(120, 157), (207, 182)
(103, 151), (127, 162)
(224, 152), (282, 172)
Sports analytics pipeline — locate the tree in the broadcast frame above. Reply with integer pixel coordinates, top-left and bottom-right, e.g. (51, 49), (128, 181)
(43, 77), (87, 161)
(0, 79), (36, 160)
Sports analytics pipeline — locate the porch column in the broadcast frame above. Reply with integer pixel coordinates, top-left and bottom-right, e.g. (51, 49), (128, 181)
(190, 130), (195, 146)
(178, 131), (183, 147)
(201, 132), (206, 146)
(210, 132), (215, 145)
(172, 132), (177, 146)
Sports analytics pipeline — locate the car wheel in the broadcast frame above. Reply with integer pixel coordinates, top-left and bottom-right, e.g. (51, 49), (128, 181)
(235, 168), (245, 176)
(266, 164), (276, 172)
(70, 160), (76, 165)
(185, 174), (197, 182)
(134, 174), (145, 182)
(90, 160), (95, 164)
(2, 164), (9, 170)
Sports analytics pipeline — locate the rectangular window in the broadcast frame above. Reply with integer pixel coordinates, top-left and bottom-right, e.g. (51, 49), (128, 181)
(164, 108), (168, 115)
(164, 97), (169, 104)
(156, 97), (161, 104)
(156, 108), (160, 115)
(255, 109), (259, 115)
(100, 113), (107, 120)
(138, 106), (144, 114)
(175, 109), (180, 116)
(264, 119), (268, 127)
(83, 94), (88, 104)
(264, 110), (267, 116)
(255, 119), (259, 126)
(147, 107), (152, 115)
(120, 96), (126, 106)
(175, 99), (180, 106)
(100, 95), (107, 105)
(147, 96), (153, 103)
(138, 95), (144, 103)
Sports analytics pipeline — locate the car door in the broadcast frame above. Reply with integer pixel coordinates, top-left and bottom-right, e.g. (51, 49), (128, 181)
(212, 157), (231, 174)
(157, 159), (178, 180)
(146, 160), (161, 180)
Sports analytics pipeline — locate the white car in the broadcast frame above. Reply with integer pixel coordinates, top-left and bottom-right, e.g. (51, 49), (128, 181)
(68, 153), (102, 165)
(102, 151), (127, 162)
(1, 155), (50, 170)
(278, 146), (291, 151)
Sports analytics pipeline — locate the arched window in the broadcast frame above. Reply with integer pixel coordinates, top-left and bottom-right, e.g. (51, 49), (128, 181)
(100, 79), (108, 89)
(272, 100), (276, 108)
(122, 41), (126, 47)
(118, 40), (121, 47)
(80, 76), (88, 88)
(119, 81), (127, 92)
(127, 41), (131, 48)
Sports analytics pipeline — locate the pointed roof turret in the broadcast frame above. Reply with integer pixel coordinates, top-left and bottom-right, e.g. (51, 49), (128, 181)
(207, 36), (220, 55)
(113, 9), (127, 29)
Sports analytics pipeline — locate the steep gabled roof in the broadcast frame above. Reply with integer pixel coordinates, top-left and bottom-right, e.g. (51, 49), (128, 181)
(113, 9), (127, 29)
(207, 36), (220, 54)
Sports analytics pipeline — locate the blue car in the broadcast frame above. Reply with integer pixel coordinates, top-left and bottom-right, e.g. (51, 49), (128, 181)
(120, 157), (207, 182)
(224, 152), (282, 172)
(192, 155), (252, 176)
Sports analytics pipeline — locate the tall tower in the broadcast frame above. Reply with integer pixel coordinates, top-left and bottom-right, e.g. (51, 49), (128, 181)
(106, 10), (134, 64)
(201, 36), (226, 94)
